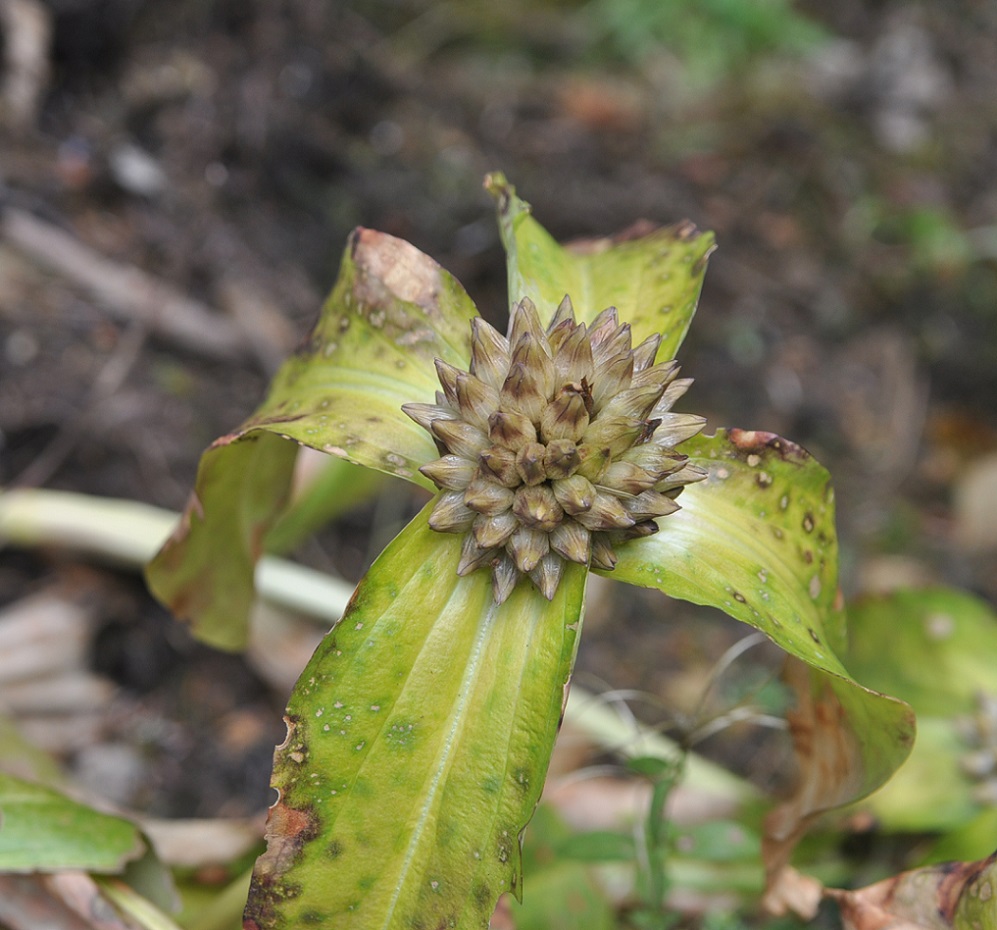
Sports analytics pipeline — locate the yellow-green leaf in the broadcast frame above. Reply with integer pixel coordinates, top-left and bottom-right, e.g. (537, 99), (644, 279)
(486, 172), (715, 358)
(846, 588), (997, 836)
(608, 430), (914, 872)
(244, 504), (587, 929)
(146, 228), (478, 649)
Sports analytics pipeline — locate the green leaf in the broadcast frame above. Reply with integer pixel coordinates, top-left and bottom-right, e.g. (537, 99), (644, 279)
(845, 588), (997, 835)
(607, 429), (914, 866)
(244, 503), (587, 930)
(244, 228), (476, 487)
(611, 429), (848, 671)
(486, 172), (715, 358)
(847, 587), (997, 718)
(146, 432), (298, 651)
(147, 228), (478, 649)
(0, 772), (144, 872)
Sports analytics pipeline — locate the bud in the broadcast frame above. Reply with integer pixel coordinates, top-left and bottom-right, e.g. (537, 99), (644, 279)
(601, 460), (659, 496)
(455, 372), (500, 431)
(429, 490), (475, 532)
(553, 474), (596, 515)
(473, 510), (519, 549)
(501, 336), (552, 425)
(591, 535), (618, 571)
(540, 387), (590, 443)
(508, 525), (550, 573)
(515, 442), (547, 486)
(581, 416), (645, 459)
(492, 554), (520, 604)
(652, 413), (708, 449)
(488, 410), (536, 451)
(529, 552), (564, 601)
(590, 353), (634, 412)
(512, 485), (564, 533)
(431, 418), (489, 459)
(599, 382), (668, 422)
(464, 476), (514, 515)
(458, 534), (497, 575)
(656, 462), (708, 492)
(573, 494), (635, 532)
(420, 455), (476, 490)
(543, 439), (581, 480)
(552, 324), (595, 386)
(479, 445), (520, 487)
(550, 520), (591, 564)
(469, 317), (510, 390)
(632, 332), (662, 372)
(402, 401), (457, 432)
(507, 297), (546, 347)
(623, 490), (681, 520)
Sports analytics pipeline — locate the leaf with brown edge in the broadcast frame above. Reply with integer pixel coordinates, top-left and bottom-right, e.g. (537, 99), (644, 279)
(826, 851), (997, 930)
(486, 172), (715, 360)
(243, 502), (587, 930)
(145, 432), (298, 651)
(147, 228), (478, 650)
(608, 430), (915, 892)
(762, 658), (915, 907)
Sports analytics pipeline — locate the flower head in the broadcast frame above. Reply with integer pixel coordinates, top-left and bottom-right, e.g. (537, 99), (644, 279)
(403, 295), (707, 603)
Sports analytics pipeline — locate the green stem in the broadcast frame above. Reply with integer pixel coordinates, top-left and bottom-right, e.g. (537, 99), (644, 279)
(95, 877), (185, 930)
(0, 487), (757, 805)
(0, 488), (354, 621)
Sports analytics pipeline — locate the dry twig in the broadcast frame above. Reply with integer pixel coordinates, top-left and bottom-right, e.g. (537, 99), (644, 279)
(1, 207), (252, 362)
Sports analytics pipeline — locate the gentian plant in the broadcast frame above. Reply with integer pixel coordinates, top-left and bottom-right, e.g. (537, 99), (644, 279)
(147, 175), (914, 929)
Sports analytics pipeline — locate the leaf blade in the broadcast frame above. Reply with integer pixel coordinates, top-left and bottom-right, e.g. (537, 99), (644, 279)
(607, 430), (914, 871)
(487, 172), (715, 357)
(0, 773), (144, 873)
(146, 228), (477, 648)
(244, 505), (587, 929)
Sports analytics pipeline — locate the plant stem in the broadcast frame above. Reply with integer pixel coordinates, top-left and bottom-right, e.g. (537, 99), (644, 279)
(0, 487), (758, 805)
(0, 487), (354, 621)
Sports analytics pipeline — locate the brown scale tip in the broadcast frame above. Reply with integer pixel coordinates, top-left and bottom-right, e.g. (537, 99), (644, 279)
(405, 296), (706, 604)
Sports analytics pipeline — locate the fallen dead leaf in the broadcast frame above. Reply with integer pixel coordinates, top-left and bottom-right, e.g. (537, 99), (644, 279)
(827, 852), (997, 930)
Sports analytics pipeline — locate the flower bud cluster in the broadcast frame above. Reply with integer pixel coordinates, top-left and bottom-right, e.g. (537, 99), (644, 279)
(403, 296), (706, 603)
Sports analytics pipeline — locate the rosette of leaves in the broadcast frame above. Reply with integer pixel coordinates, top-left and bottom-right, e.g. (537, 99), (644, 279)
(146, 175), (914, 929)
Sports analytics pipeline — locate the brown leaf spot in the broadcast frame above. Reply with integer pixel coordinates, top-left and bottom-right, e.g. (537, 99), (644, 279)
(728, 429), (809, 466)
(826, 851), (997, 930)
(241, 413), (307, 431)
(763, 660), (868, 889)
(351, 228), (443, 319)
(255, 800), (319, 880)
